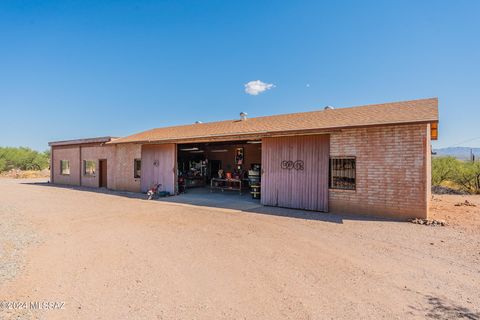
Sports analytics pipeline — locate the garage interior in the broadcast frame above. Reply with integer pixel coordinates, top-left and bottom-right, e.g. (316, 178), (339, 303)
(176, 140), (262, 200)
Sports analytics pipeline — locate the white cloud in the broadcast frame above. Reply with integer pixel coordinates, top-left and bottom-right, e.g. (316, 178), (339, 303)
(244, 80), (275, 96)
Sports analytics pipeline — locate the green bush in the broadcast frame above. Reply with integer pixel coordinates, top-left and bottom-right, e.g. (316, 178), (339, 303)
(0, 158), (6, 172)
(432, 156), (480, 194)
(432, 156), (458, 186)
(454, 161), (480, 194)
(0, 147), (50, 172)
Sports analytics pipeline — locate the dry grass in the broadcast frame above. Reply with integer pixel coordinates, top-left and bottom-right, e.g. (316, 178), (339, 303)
(0, 169), (50, 179)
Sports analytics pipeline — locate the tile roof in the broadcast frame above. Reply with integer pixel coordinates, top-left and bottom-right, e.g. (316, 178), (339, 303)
(110, 98), (438, 144)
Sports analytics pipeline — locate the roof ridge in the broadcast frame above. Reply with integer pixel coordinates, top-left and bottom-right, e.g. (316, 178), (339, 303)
(109, 97), (438, 144)
(247, 97), (438, 121)
(135, 97), (439, 134)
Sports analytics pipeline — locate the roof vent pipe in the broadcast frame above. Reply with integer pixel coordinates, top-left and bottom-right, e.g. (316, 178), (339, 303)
(324, 105), (334, 110)
(240, 112), (248, 121)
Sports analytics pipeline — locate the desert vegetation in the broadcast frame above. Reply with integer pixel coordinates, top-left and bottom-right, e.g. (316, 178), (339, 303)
(0, 147), (49, 172)
(432, 156), (480, 194)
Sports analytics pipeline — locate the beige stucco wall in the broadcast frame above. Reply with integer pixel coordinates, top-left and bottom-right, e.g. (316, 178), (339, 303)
(329, 123), (431, 219)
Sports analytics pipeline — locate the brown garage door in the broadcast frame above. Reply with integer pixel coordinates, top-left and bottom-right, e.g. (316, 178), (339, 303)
(261, 135), (330, 212)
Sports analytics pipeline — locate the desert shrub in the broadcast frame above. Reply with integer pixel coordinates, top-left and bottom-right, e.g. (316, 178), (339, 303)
(453, 161), (480, 194)
(431, 156), (459, 186)
(0, 158), (6, 172)
(432, 156), (480, 194)
(0, 147), (49, 172)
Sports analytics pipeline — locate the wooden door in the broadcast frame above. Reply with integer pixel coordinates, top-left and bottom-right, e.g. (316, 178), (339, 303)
(140, 144), (177, 194)
(99, 159), (107, 188)
(261, 135), (330, 212)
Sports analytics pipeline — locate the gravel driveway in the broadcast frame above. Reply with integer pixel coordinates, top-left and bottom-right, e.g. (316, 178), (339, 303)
(0, 178), (479, 319)
(0, 204), (39, 284)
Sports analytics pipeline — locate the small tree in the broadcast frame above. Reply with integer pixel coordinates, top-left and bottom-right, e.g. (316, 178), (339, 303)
(453, 161), (480, 194)
(0, 146), (50, 172)
(431, 156), (458, 186)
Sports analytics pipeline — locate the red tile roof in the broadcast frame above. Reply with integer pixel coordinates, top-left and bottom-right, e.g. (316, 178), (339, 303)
(110, 98), (438, 144)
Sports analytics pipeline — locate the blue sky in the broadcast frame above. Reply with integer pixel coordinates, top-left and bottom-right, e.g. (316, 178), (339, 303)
(0, 1), (479, 151)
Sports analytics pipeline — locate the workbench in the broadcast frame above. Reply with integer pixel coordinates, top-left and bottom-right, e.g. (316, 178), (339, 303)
(210, 178), (243, 195)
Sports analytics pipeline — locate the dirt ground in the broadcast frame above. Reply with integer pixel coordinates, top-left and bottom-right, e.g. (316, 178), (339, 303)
(0, 179), (479, 319)
(430, 194), (480, 231)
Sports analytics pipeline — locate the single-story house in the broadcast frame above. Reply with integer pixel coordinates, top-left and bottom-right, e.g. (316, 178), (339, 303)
(49, 98), (439, 219)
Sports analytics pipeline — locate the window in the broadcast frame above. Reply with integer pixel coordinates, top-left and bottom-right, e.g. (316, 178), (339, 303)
(84, 160), (96, 176)
(60, 160), (70, 175)
(329, 157), (356, 190)
(134, 159), (141, 178)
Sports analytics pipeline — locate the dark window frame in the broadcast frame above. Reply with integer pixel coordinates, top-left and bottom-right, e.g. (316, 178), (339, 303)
(134, 159), (141, 179)
(60, 160), (70, 175)
(329, 157), (356, 191)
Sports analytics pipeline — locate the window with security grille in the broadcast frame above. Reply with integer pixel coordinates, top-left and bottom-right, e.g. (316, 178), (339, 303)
(329, 157), (356, 190)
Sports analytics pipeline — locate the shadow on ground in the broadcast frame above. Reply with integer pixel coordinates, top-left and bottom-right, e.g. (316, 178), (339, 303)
(21, 181), (398, 224)
(410, 295), (480, 320)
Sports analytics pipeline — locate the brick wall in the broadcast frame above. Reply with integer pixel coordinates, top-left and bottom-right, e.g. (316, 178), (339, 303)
(51, 123), (432, 219)
(51, 143), (142, 192)
(80, 145), (116, 188)
(329, 123), (431, 219)
(113, 144), (141, 192)
(51, 146), (80, 186)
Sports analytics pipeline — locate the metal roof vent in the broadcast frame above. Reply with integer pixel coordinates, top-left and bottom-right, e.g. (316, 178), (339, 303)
(240, 112), (248, 121)
(194, 121), (203, 124)
(324, 105), (334, 110)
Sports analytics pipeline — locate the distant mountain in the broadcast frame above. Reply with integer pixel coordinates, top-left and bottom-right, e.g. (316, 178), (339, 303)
(433, 147), (480, 160)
